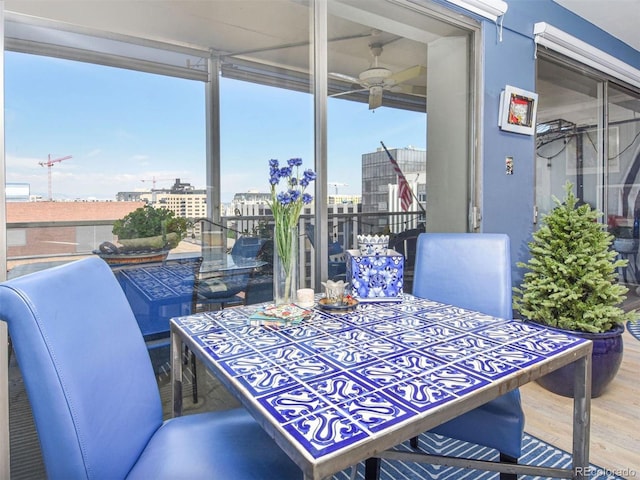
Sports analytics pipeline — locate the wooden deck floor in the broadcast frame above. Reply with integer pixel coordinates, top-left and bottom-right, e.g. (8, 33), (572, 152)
(521, 326), (640, 477)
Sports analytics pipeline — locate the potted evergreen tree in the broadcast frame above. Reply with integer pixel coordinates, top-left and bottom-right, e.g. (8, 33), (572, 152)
(513, 182), (636, 397)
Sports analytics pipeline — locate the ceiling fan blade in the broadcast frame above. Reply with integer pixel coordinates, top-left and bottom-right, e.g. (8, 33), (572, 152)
(329, 72), (361, 85)
(330, 88), (368, 98)
(369, 86), (383, 110)
(388, 65), (426, 85)
(390, 84), (427, 96)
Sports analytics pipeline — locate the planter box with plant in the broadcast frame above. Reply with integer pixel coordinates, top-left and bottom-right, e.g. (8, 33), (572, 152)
(513, 182), (637, 397)
(97, 205), (188, 263)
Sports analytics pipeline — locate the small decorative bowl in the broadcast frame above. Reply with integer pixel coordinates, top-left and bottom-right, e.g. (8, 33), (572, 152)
(357, 234), (389, 256)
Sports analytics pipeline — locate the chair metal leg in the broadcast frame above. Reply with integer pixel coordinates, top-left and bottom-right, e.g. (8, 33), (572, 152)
(499, 452), (518, 480)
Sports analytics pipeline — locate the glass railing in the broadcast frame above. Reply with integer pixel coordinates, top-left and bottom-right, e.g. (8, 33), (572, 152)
(6, 220), (116, 278)
(7, 211), (424, 277)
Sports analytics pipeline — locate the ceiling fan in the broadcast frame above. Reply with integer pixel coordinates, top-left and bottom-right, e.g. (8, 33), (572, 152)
(330, 43), (425, 110)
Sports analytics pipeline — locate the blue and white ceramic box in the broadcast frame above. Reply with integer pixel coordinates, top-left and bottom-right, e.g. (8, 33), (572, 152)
(346, 249), (404, 301)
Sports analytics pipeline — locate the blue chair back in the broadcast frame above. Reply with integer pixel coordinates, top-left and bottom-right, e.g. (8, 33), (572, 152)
(0, 257), (162, 479)
(413, 233), (512, 319)
(412, 233), (523, 461)
(231, 236), (267, 262)
(305, 223), (347, 280)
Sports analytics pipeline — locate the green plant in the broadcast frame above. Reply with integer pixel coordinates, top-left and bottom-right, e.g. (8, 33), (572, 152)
(112, 205), (188, 249)
(513, 182), (636, 333)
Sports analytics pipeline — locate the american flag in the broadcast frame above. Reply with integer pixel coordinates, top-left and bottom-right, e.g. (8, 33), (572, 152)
(380, 141), (413, 211)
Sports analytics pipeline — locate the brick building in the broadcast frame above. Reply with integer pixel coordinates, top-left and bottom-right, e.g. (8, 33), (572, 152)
(7, 201), (145, 259)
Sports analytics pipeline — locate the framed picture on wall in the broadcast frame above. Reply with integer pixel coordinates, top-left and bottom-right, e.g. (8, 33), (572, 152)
(498, 85), (539, 135)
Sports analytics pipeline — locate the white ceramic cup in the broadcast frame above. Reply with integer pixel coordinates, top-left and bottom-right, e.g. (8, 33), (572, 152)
(297, 288), (315, 307)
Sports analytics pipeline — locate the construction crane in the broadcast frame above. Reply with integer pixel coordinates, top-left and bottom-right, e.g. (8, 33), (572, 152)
(328, 182), (348, 195)
(140, 176), (174, 190)
(39, 154), (72, 201)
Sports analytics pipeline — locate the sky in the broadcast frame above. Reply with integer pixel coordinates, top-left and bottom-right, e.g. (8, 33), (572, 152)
(5, 51), (426, 203)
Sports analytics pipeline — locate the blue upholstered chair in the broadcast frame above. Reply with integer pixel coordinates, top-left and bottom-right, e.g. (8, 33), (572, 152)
(411, 233), (524, 479)
(0, 257), (300, 479)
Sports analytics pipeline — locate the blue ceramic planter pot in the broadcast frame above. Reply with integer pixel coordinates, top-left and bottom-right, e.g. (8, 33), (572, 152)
(536, 323), (625, 398)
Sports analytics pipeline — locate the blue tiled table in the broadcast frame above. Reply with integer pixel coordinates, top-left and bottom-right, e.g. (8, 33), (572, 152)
(115, 256), (265, 339)
(170, 294), (593, 480)
(115, 259), (201, 339)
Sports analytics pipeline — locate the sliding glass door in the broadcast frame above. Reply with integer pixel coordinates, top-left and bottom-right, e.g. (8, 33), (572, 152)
(536, 55), (640, 294)
(535, 56), (603, 216)
(606, 84), (640, 290)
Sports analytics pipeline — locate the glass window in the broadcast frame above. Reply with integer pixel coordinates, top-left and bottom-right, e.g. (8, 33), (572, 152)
(536, 56), (602, 216)
(326, 0), (471, 288)
(4, 52), (205, 278)
(536, 55), (640, 295)
(606, 84), (640, 290)
(4, 0), (475, 294)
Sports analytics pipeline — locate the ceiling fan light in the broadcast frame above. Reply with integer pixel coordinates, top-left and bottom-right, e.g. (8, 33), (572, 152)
(369, 86), (383, 110)
(359, 67), (392, 85)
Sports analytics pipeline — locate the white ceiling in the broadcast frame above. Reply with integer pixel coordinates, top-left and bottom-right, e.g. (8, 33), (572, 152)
(6, 1), (640, 54)
(3, 1), (638, 117)
(4, 1), (457, 111)
(555, 0), (640, 51)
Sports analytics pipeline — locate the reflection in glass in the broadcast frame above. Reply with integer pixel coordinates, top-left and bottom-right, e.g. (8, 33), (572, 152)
(535, 57), (601, 217)
(606, 85), (640, 291)
(536, 56), (640, 297)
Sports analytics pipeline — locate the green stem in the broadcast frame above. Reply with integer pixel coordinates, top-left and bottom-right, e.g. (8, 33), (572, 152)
(284, 260), (292, 301)
(275, 224), (297, 303)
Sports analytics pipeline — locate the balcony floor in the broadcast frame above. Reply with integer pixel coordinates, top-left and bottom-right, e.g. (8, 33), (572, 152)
(522, 327), (639, 476)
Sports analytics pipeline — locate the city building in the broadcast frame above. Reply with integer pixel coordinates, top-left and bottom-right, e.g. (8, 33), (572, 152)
(117, 179), (208, 236)
(5, 183), (29, 202)
(6, 201), (144, 262)
(362, 145), (426, 232)
(231, 191), (271, 206)
(328, 193), (361, 205)
(152, 180), (207, 223)
(226, 190), (361, 250)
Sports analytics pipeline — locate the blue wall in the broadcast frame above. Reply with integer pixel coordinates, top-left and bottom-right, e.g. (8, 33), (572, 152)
(481, 21), (536, 284)
(462, 0), (640, 284)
